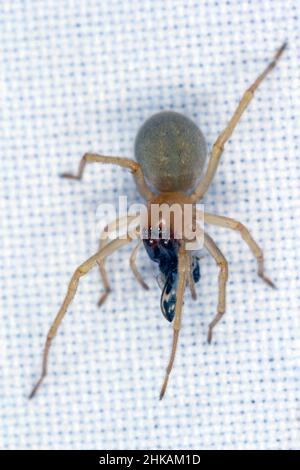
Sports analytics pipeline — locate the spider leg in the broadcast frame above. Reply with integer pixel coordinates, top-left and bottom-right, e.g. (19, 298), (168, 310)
(29, 236), (133, 399)
(130, 239), (149, 290)
(98, 258), (111, 307)
(204, 212), (276, 288)
(191, 42), (286, 202)
(202, 231), (228, 344)
(160, 243), (188, 400)
(98, 215), (139, 306)
(61, 153), (154, 201)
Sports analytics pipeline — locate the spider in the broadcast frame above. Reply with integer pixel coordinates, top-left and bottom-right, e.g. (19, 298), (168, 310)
(30, 43), (286, 400)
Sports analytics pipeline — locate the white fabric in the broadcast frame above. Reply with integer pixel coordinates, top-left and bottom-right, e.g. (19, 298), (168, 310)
(1, 0), (299, 450)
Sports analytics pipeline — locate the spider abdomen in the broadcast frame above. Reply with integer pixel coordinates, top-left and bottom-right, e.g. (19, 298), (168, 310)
(135, 111), (207, 193)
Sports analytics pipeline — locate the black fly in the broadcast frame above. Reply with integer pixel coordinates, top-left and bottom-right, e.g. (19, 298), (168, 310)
(143, 237), (201, 322)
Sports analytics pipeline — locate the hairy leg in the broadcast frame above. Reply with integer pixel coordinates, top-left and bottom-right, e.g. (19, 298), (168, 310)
(204, 212), (275, 288)
(98, 215), (139, 306)
(203, 231), (228, 343)
(61, 153), (154, 200)
(129, 239), (149, 290)
(191, 43), (286, 202)
(29, 236), (132, 399)
(160, 243), (189, 399)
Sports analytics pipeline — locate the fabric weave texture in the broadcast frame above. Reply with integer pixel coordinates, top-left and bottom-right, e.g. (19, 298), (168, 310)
(0, 0), (299, 450)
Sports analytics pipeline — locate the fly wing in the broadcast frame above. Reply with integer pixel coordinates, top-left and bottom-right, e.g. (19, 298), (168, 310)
(156, 272), (166, 290)
(191, 255), (201, 283)
(160, 270), (177, 322)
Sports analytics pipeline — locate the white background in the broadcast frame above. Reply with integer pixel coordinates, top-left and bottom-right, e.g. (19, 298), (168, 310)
(1, 0), (299, 449)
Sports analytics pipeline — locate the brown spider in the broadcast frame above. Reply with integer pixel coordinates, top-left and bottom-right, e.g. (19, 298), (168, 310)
(30, 43), (286, 400)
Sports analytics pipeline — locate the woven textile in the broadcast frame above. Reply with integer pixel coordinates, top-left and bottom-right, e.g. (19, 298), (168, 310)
(1, 0), (299, 449)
